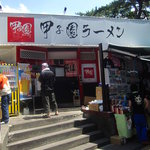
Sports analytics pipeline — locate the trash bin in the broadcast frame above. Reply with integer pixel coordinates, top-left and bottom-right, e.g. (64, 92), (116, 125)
(114, 114), (133, 138)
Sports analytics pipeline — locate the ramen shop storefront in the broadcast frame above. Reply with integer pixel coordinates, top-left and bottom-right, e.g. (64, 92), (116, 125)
(0, 13), (150, 112)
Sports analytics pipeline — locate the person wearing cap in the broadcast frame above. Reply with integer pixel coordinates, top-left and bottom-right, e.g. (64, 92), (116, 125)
(39, 63), (58, 118)
(0, 74), (11, 124)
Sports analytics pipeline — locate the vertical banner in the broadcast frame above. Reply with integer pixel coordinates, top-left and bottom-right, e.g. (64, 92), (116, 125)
(64, 60), (78, 77)
(8, 17), (34, 42)
(18, 63), (32, 100)
(81, 64), (97, 83)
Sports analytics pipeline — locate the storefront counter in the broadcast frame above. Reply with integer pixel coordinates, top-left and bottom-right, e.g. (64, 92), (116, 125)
(81, 109), (117, 137)
(82, 109), (114, 118)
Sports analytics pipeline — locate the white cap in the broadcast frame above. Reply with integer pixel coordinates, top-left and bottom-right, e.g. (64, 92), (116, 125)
(42, 63), (48, 68)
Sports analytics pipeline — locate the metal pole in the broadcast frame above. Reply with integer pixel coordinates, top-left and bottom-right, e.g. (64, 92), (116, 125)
(99, 43), (109, 111)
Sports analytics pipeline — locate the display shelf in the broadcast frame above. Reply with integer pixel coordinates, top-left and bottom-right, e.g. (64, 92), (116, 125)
(105, 68), (130, 97)
(0, 65), (18, 90)
(9, 80), (16, 82)
(105, 68), (131, 114)
(5, 75), (16, 77)
(81, 108), (114, 118)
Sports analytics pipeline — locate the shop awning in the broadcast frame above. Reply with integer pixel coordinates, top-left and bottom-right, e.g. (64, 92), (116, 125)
(108, 44), (150, 61)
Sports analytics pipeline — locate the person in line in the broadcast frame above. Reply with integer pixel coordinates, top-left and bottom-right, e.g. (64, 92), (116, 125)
(128, 83), (149, 145)
(0, 74), (11, 124)
(39, 63), (58, 118)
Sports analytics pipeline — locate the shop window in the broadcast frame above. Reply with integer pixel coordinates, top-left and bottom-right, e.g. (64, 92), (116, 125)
(55, 67), (65, 77)
(53, 59), (64, 65)
(20, 50), (46, 60)
(80, 52), (96, 60)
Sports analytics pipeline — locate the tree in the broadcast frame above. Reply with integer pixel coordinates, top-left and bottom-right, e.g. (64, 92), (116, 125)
(77, 0), (150, 19)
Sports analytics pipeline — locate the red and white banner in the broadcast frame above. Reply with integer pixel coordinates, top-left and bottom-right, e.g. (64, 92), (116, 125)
(83, 67), (94, 78)
(8, 17), (34, 42)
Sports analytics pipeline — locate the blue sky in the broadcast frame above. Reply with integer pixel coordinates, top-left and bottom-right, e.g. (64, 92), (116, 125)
(0, 0), (114, 15)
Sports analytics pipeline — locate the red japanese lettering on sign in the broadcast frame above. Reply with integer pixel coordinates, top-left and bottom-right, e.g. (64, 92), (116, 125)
(83, 67), (94, 78)
(8, 17), (34, 42)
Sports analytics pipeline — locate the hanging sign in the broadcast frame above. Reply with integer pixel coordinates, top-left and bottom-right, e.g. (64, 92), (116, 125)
(64, 60), (78, 77)
(81, 64), (97, 83)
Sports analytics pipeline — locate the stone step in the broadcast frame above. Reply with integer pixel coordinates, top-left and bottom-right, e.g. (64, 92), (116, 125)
(8, 118), (92, 143)
(7, 123), (99, 150)
(9, 111), (83, 132)
(30, 130), (104, 150)
(69, 138), (110, 150)
(98, 141), (143, 150)
(7, 110), (111, 150)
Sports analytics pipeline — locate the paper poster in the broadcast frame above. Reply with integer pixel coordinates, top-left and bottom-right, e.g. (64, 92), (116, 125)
(18, 63), (32, 100)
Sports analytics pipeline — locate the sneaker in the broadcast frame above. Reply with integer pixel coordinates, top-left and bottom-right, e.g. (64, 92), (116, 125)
(0, 121), (5, 125)
(0, 121), (8, 125)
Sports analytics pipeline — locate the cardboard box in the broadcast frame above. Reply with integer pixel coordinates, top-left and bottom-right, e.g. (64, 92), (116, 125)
(89, 103), (99, 112)
(84, 96), (96, 105)
(110, 135), (122, 145)
(96, 87), (103, 100)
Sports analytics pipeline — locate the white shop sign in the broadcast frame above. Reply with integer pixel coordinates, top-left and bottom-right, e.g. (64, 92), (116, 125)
(0, 13), (149, 48)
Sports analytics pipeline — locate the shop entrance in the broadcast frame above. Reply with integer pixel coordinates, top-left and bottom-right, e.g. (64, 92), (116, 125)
(48, 49), (79, 106)
(54, 77), (79, 104)
(16, 46), (100, 108)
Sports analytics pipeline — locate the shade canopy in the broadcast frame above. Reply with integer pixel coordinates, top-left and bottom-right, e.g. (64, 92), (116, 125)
(108, 44), (150, 61)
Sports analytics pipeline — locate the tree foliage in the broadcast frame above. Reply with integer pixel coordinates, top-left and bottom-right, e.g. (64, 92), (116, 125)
(77, 0), (150, 19)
